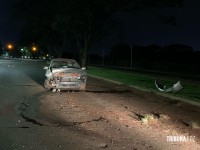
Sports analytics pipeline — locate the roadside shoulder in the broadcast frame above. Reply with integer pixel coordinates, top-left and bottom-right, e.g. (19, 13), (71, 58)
(87, 74), (200, 107)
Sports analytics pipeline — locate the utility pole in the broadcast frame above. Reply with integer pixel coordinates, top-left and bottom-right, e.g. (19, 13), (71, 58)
(131, 44), (133, 68)
(102, 48), (104, 66)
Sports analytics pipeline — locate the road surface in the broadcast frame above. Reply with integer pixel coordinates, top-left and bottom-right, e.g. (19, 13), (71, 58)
(0, 59), (200, 150)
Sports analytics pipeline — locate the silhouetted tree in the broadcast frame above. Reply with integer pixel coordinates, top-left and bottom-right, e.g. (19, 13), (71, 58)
(108, 44), (131, 65)
(12, 0), (184, 67)
(0, 42), (3, 56)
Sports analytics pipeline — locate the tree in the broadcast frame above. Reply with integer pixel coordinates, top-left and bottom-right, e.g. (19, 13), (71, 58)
(0, 42), (3, 56)
(52, 0), (115, 67)
(12, 0), (184, 67)
(12, 0), (64, 58)
(108, 44), (131, 65)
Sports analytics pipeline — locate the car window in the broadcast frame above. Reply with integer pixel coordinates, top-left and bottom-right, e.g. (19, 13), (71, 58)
(51, 61), (80, 69)
(68, 62), (80, 68)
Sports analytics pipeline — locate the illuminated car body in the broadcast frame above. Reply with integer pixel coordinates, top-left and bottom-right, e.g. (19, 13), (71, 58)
(44, 58), (86, 91)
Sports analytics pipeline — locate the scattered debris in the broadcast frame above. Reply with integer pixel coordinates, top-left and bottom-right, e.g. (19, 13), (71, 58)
(124, 106), (128, 109)
(52, 88), (57, 93)
(159, 114), (170, 120)
(190, 122), (200, 129)
(7, 65), (15, 68)
(98, 143), (108, 148)
(141, 114), (157, 124)
(155, 79), (183, 93)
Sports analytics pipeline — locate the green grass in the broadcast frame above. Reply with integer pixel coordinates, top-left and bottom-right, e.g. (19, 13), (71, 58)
(87, 66), (200, 102)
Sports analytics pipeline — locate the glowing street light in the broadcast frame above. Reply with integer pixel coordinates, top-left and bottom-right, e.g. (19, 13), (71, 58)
(32, 46), (37, 52)
(7, 43), (14, 50)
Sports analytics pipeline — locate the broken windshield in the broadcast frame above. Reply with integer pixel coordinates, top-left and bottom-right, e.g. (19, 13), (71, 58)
(51, 61), (80, 69)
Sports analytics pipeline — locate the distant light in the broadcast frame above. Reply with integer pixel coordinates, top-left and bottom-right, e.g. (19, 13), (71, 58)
(7, 43), (14, 50)
(32, 46), (37, 52)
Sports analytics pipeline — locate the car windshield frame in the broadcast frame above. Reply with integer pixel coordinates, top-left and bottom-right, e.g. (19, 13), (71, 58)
(50, 60), (80, 69)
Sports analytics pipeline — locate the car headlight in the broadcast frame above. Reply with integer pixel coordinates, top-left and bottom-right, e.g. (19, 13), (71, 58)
(53, 77), (61, 81)
(78, 75), (87, 81)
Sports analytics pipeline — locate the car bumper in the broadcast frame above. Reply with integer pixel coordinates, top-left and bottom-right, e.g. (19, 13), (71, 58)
(52, 81), (84, 90)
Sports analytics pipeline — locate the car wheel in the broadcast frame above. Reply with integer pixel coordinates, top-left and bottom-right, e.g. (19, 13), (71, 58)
(44, 79), (51, 90)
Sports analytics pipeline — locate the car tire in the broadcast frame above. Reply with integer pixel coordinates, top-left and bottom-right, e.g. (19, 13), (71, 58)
(44, 79), (51, 90)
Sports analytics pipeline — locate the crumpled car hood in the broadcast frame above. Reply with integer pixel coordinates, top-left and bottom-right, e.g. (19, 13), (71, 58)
(51, 68), (85, 77)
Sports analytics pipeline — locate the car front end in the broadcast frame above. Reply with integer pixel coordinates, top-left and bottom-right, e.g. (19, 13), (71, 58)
(44, 59), (87, 91)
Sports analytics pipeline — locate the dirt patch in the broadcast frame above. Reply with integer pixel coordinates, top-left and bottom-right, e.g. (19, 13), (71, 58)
(39, 77), (200, 150)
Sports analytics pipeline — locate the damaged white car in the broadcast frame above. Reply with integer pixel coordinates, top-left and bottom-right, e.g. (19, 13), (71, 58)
(43, 58), (87, 92)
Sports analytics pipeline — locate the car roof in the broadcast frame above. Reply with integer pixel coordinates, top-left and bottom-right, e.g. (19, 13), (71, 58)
(51, 58), (77, 62)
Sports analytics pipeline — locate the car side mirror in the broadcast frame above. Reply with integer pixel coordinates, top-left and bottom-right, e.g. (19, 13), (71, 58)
(43, 66), (48, 70)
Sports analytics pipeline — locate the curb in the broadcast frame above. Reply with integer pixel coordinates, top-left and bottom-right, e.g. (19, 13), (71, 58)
(87, 74), (200, 107)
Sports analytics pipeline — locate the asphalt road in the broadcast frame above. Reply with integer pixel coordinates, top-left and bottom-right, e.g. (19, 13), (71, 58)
(0, 60), (47, 149)
(0, 59), (125, 150)
(0, 59), (86, 150)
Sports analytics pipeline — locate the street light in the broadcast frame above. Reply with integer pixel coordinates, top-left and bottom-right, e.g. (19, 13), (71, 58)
(7, 43), (14, 50)
(32, 46), (37, 52)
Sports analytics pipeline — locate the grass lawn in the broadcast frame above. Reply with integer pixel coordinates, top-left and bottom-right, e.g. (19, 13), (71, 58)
(87, 66), (200, 102)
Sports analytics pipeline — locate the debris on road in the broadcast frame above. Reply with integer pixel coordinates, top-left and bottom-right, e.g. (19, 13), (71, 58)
(155, 79), (183, 93)
(98, 143), (108, 148)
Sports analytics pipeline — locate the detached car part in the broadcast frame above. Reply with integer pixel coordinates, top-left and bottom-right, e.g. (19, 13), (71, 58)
(44, 58), (87, 91)
(155, 79), (183, 93)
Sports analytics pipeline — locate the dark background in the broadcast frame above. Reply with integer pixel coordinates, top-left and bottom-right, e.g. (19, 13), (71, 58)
(0, 0), (200, 74)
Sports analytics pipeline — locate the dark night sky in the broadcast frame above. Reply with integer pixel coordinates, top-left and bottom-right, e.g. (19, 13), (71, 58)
(0, 0), (21, 44)
(92, 0), (200, 54)
(1, 0), (200, 53)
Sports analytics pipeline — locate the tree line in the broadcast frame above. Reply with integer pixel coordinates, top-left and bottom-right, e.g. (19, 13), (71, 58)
(10, 0), (184, 67)
(89, 43), (200, 74)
